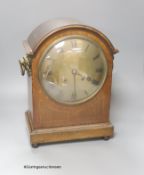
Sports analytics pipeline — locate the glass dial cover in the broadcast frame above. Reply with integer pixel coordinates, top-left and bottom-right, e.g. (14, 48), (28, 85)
(39, 36), (107, 105)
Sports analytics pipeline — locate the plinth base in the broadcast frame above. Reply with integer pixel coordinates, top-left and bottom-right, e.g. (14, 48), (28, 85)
(25, 111), (114, 147)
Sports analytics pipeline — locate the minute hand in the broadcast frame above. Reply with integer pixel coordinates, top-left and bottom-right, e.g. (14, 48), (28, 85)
(72, 68), (77, 99)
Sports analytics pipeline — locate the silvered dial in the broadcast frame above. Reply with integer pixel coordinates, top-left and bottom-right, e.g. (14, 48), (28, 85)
(39, 36), (107, 104)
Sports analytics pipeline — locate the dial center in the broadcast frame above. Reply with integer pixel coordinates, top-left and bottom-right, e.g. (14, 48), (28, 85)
(71, 68), (78, 75)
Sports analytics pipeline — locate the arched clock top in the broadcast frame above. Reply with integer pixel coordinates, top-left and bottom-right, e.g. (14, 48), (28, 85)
(23, 19), (118, 56)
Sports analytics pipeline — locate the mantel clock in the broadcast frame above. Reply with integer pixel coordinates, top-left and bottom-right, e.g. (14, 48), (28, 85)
(19, 19), (118, 147)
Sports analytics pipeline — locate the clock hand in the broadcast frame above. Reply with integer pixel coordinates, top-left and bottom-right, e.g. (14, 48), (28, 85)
(76, 71), (99, 85)
(71, 68), (77, 99)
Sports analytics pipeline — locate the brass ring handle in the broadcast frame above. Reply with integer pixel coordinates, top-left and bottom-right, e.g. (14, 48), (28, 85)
(19, 56), (32, 76)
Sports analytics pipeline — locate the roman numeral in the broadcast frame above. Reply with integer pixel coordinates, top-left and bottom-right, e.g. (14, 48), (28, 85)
(71, 40), (77, 48)
(92, 79), (100, 85)
(93, 53), (100, 60)
(85, 44), (89, 52)
(71, 92), (77, 99)
(96, 68), (103, 73)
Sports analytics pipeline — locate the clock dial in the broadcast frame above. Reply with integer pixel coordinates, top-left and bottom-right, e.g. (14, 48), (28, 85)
(39, 36), (107, 104)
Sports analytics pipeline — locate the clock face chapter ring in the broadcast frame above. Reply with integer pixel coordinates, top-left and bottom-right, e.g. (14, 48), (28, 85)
(38, 33), (108, 105)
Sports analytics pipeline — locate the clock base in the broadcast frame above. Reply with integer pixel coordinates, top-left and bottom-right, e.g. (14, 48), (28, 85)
(25, 111), (114, 147)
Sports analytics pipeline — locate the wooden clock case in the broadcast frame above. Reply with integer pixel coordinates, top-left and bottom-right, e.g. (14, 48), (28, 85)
(20, 19), (118, 147)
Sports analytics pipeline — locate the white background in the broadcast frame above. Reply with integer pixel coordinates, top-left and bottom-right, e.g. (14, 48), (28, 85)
(0, 0), (144, 175)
